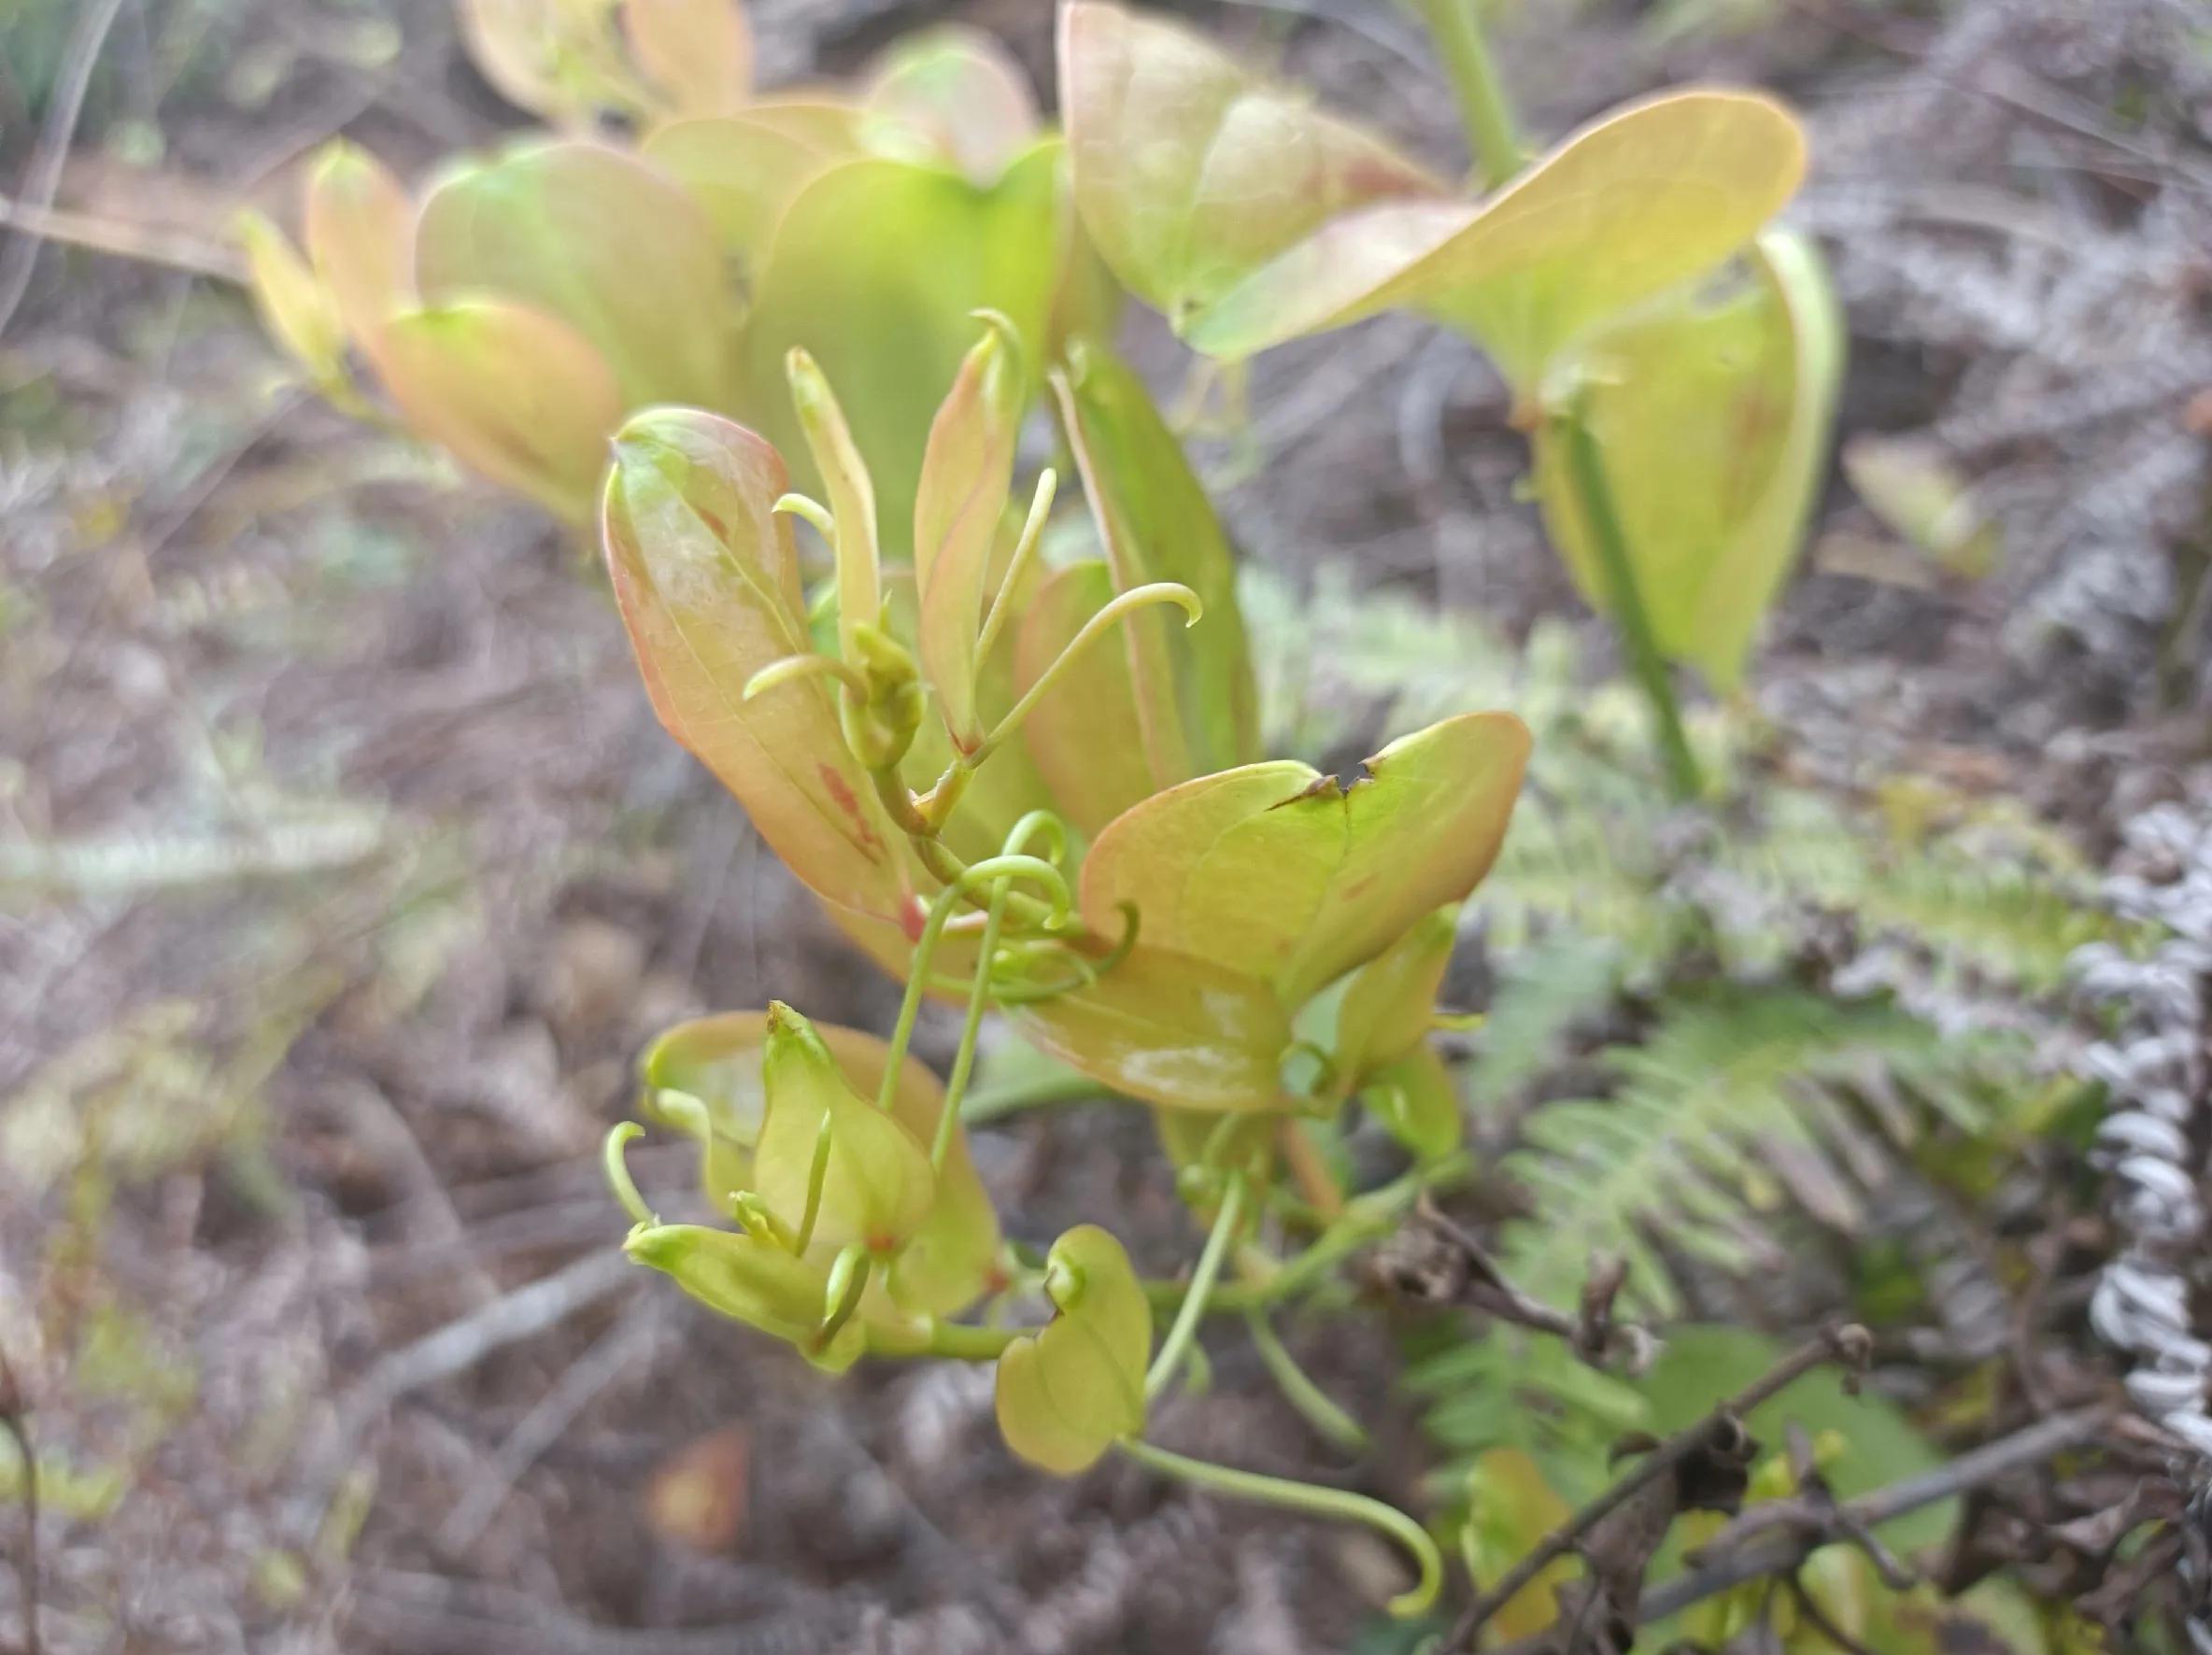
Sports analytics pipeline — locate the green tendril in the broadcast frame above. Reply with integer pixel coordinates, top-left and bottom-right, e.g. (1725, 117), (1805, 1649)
(1246, 1310), (1369, 1452)
(772, 490), (838, 543)
(969, 582), (1202, 770)
(1147, 1172), (1248, 1403)
(603, 1122), (654, 1227)
(974, 466), (1058, 665)
(792, 1112), (834, 1255)
(744, 651), (870, 703)
(933, 875), (1009, 1170)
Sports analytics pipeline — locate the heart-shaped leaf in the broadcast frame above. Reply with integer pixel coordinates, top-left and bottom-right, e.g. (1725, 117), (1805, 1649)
(417, 139), (737, 410)
(861, 25), (1041, 186)
(1011, 945), (1292, 1112)
(380, 301), (624, 521)
(742, 144), (1065, 557)
(623, 0), (752, 117)
(1080, 712), (1530, 1007)
(995, 1224), (1150, 1473)
(753, 1002), (937, 1253)
(602, 407), (919, 948)
(1184, 91), (1806, 395)
(625, 1223), (865, 1371)
(1530, 230), (1842, 688)
(915, 316), (1024, 749)
(1054, 342), (1259, 776)
(1059, 0), (1439, 330)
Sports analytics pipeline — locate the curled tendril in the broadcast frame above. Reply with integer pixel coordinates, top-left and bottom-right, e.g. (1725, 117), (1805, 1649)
(604, 1122), (654, 1227)
(771, 491), (838, 542)
(1000, 809), (1071, 870)
(742, 651), (869, 703)
(974, 899), (1141, 1007)
(969, 581), (1203, 769)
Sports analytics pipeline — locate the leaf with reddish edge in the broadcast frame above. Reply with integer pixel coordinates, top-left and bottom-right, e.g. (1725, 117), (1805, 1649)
(380, 301), (623, 522)
(305, 140), (416, 347)
(623, 0), (752, 116)
(1057, 0), (1440, 331)
(1080, 712), (1531, 1008)
(1014, 560), (1170, 838)
(1012, 945), (1292, 1113)
(601, 408), (919, 939)
(641, 109), (854, 276)
(1054, 341), (1259, 774)
(915, 316), (1024, 750)
(861, 24), (1040, 186)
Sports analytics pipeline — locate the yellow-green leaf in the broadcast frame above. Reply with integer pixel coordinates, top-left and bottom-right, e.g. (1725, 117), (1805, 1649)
(1186, 91), (1807, 395)
(623, 0), (751, 117)
(787, 349), (882, 663)
(1054, 341), (1259, 774)
(1012, 946), (1292, 1112)
(236, 210), (347, 388)
(1360, 1045), (1462, 1161)
(1332, 906), (1456, 1084)
(1014, 560), (1176, 837)
(601, 409), (918, 941)
(861, 25), (1040, 186)
(742, 143), (1065, 557)
(304, 140), (416, 346)
(915, 316), (1023, 748)
(1531, 229), (1843, 688)
(380, 300), (623, 520)
(640, 109), (853, 275)
(752, 1002), (937, 1253)
(1842, 432), (1998, 580)
(625, 1223), (865, 1371)
(995, 1224), (1149, 1473)
(641, 1008), (1001, 1320)
(456, 0), (645, 123)
(1080, 712), (1531, 1007)
(1058, 0), (1439, 330)
(416, 139), (736, 409)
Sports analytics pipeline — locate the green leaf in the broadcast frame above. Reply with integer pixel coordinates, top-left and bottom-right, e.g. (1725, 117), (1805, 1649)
(380, 301), (624, 522)
(1011, 946), (1292, 1112)
(741, 143), (1066, 558)
(640, 109), (854, 277)
(787, 348), (883, 663)
(753, 1002), (937, 1252)
(1531, 229), (1843, 688)
(1332, 906), (1456, 1084)
(1054, 341), (1260, 774)
(995, 1224), (1149, 1473)
(915, 316), (1024, 748)
(236, 209), (346, 388)
(1185, 91), (1806, 395)
(601, 408), (920, 957)
(1058, 0), (1439, 331)
(625, 1223), (865, 1371)
(1360, 1046), (1463, 1161)
(415, 138), (738, 409)
(1080, 712), (1531, 1006)
(1014, 560), (1171, 836)
(622, 0), (752, 117)
(861, 24), (1041, 186)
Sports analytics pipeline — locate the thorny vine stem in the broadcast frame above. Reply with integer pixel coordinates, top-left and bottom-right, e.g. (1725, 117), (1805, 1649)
(1442, 1323), (1873, 1650)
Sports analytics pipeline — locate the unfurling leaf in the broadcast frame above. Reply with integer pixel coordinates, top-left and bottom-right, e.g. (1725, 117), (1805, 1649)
(304, 140), (416, 344)
(787, 347), (883, 663)
(753, 1002), (937, 1253)
(236, 210), (347, 389)
(641, 1009), (1001, 1319)
(1058, 0), (1439, 330)
(379, 301), (623, 521)
(623, 0), (752, 116)
(915, 316), (1024, 748)
(1080, 712), (1531, 1007)
(625, 1223), (866, 1371)
(601, 408), (919, 959)
(1531, 230), (1843, 689)
(996, 1224), (1150, 1473)
(862, 26), (1041, 186)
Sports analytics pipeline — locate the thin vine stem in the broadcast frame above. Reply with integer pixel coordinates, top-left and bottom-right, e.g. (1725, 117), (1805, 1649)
(1245, 1309), (1369, 1452)
(932, 876), (1010, 1168)
(1146, 1173), (1249, 1401)
(1407, 0), (1522, 190)
(1557, 399), (1704, 800)
(1116, 1437), (1441, 1618)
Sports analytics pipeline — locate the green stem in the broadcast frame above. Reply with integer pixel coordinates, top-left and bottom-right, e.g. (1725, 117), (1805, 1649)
(1246, 1310), (1369, 1452)
(932, 877), (1009, 1168)
(1146, 1173), (1248, 1402)
(603, 1123), (654, 1225)
(915, 1319), (1020, 1361)
(1408, 0), (1522, 190)
(1116, 1437), (1441, 1618)
(959, 1070), (1102, 1125)
(1559, 402), (1703, 801)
